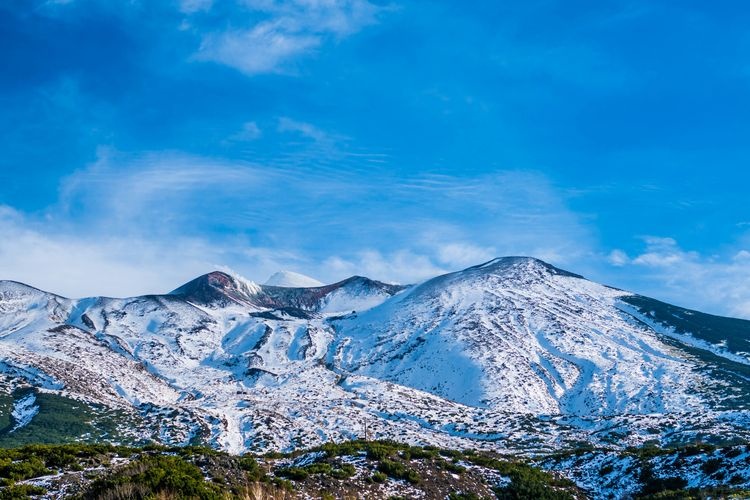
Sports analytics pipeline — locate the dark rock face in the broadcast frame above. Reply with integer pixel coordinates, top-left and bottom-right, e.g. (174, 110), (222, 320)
(170, 271), (407, 311)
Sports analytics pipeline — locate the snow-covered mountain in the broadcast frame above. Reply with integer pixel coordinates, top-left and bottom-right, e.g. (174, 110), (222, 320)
(1, 257), (750, 456)
(264, 271), (324, 288)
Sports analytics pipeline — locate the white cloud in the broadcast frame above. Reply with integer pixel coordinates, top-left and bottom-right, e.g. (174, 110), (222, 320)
(197, 22), (321, 75)
(57, 150), (273, 232)
(609, 237), (750, 319)
(195, 0), (382, 75)
(0, 204), (318, 298)
(180, 0), (214, 13)
(229, 121), (263, 141)
(277, 116), (330, 142)
(240, 0), (380, 36)
(607, 249), (630, 266)
(631, 237), (698, 267)
(435, 243), (497, 269)
(321, 250), (447, 285)
(0, 206), (213, 298)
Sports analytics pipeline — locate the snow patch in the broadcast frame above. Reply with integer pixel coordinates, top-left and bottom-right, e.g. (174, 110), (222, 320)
(10, 393), (39, 432)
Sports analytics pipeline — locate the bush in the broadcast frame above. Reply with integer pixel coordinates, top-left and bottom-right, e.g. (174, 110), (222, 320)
(700, 458), (723, 475)
(729, 474), (745, 485)
(407, 446), (438, 460)
(0, 484), (47, 499)
(83, 454), (224, 499)
(442, 460), (466, 474)
(277, 466), (309, 481)
(0, 456), (49, 481)
(367, 443), (396, 461)
(271, 477), (294, 491)
(723, 447), (742, 459)
(371, 471), (387, 483)
(304, 462), (332, 475)
(638, 469), (688, 498)
(239, 455), (265, 481)
(465, 456), (574, 500)
(448, 493), (482, 500)
(493, 466), (574, 500)
(330, 463), (356, 479)
(377, 459), (420, 484)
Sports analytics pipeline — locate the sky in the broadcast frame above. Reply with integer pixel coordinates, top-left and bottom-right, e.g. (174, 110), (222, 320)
(2, 0), (750, 318)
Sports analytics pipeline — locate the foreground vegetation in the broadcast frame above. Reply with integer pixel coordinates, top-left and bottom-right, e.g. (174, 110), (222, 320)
(0, 440), (582, 499)
(1, 440), (750, 498)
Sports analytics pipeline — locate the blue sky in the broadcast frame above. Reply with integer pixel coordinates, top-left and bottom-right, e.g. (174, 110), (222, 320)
(2, 0), (750, 317)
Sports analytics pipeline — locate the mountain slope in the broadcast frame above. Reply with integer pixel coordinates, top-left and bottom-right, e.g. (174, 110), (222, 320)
(0, 258), (749, 457)
(333, 257), (709, 415)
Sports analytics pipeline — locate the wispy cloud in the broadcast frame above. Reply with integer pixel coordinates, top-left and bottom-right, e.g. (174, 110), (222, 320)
(194, 0), (383, 75)
(197, 22), (321, 75)
(277, 116), (331, 142)
(180, 0), (214, 14)
(228, 121), (263, 141)
(0, 148), (597, 296)
(321, 250), (447, 285)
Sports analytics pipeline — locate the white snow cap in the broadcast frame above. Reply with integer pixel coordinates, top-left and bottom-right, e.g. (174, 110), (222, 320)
(264, 271), (324, 288)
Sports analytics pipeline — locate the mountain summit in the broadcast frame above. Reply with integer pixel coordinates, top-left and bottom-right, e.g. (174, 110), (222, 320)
(264, 271), (324, 288)
(1, 256), (749, 456)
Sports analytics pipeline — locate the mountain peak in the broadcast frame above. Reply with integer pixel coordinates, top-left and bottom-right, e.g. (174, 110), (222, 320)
(467, 256), (585, 280)
(264, 271), (324, 288)
(170, 271), (261, 307)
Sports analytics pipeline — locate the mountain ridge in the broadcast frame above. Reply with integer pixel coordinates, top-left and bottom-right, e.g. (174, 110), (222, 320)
(0, 256), (749, 460)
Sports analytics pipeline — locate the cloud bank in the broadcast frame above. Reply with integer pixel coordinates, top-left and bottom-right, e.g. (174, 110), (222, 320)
(0, 148), (594, 298)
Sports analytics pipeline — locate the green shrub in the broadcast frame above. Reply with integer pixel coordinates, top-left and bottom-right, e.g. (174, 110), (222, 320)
(330, 463), (356, 479)
(277, 466), (309, 481)
(440, 449), (464, 459)
(638, 466), (688, 498)
(377, 459), (420, 484)
(239, 455), (265, 481)
(82, 454), (223, 499)
(367, 443), (396, 461)
(493, 466), (574, 500)
(0, 484), (47, 499)
(0, 456), (49, 481)
(448, 492), (482, 500)
(305, 462), (332, 475)
(465, 456), (573, 500)
(271, 477), (294, 491)
(407, 446), (438, 459)
(371, 471), (387, 483)
(442, 460), (466, 474)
